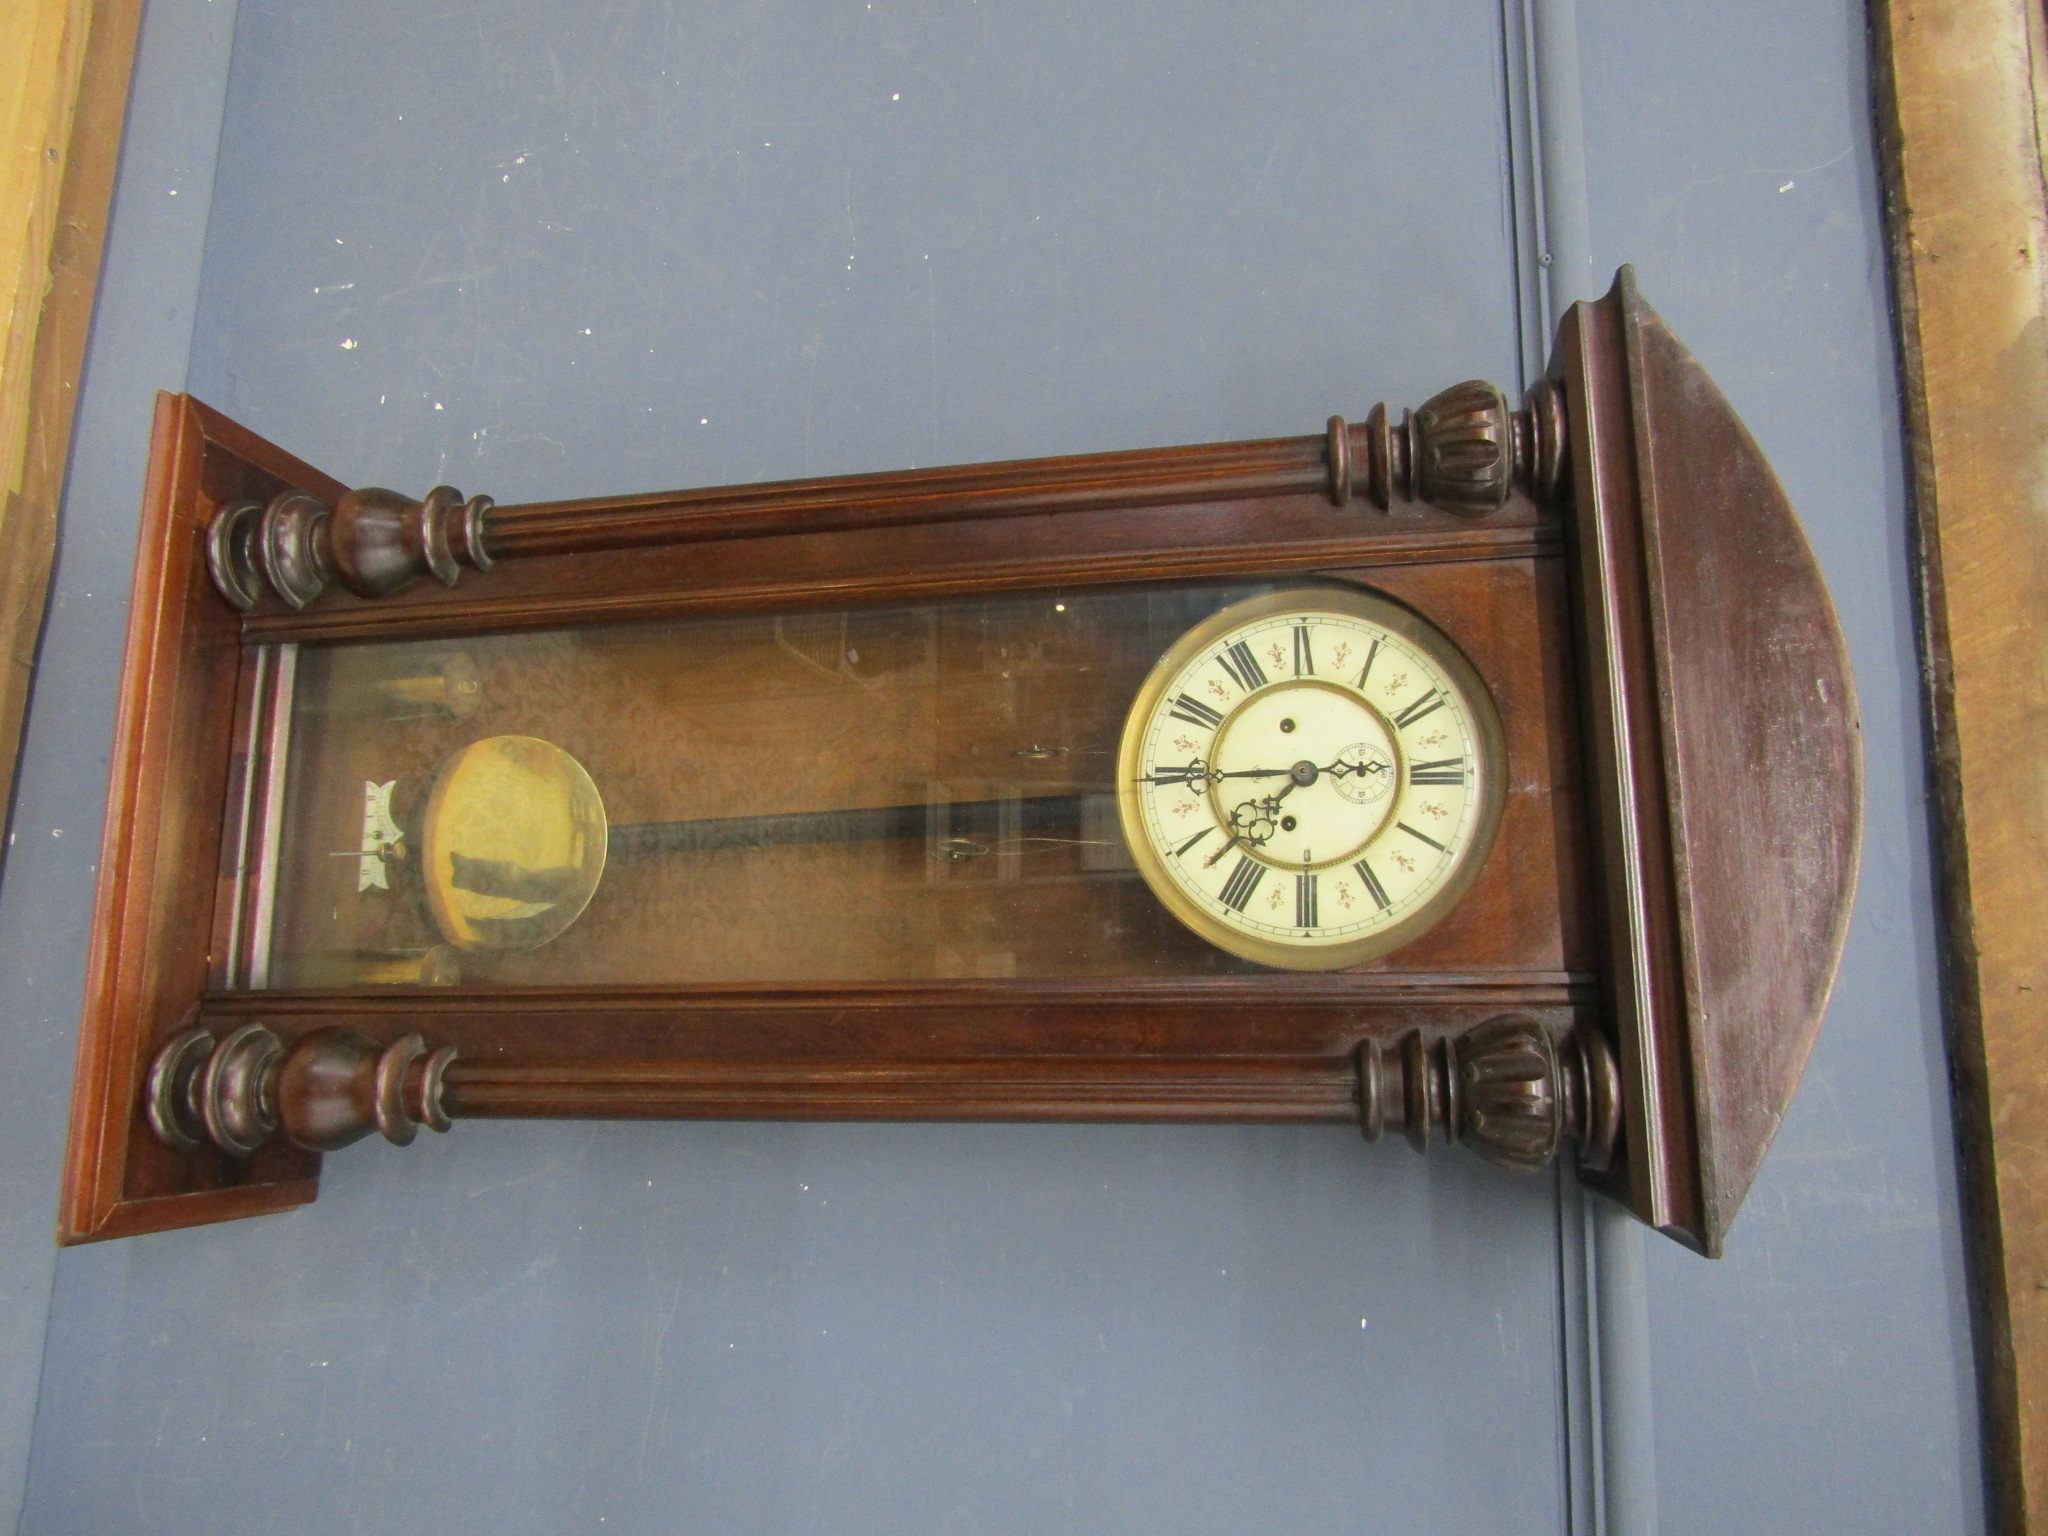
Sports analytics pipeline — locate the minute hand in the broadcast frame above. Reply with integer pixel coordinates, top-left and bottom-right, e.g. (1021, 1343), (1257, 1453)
(1215, 756), (1375, 783)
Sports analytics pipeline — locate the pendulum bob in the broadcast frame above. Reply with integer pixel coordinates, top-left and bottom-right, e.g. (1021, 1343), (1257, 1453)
(414, 736), (608, 952)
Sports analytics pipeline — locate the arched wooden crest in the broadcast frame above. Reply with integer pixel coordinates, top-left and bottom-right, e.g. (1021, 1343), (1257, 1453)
(1557, 268), (1861, 1255)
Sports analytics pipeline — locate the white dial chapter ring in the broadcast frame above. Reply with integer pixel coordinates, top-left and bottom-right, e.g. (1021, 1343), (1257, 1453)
(1116, 588), (1504, 971)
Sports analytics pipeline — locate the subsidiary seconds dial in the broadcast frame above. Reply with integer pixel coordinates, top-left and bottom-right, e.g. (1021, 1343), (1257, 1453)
(1116, 587), (1506, 970)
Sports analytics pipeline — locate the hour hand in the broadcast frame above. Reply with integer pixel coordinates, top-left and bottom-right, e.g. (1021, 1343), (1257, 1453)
(1204, 785), (1293, 865)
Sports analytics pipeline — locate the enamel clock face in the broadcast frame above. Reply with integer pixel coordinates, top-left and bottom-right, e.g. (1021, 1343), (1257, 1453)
(1116, 586), (1506, 970)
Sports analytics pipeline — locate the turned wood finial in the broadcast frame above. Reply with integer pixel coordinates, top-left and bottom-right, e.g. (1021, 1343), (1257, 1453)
(206, 483), (495, 611)
(1356, 1016), (1619, 1174)
(146, 1025), (457, 1156)
(1326, 375), (1568, 515)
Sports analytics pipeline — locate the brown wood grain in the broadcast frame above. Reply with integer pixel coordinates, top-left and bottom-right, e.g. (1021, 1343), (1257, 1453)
(1873, 0), (2048, 1527)
(0, 0), (147, 862)
(485, 431), (1338, 555)
(241, 494), (1557, 646)
(1552, 272), (1859, 1257)
(443, 1057), (1369, 1123)
(196, 977), (1587, 1124)
(1555, 280), (1699, 1243)
(1626, 285), (1859, 1253)
(59, 396), (338, 1243)
(215, 380), (1545, 611)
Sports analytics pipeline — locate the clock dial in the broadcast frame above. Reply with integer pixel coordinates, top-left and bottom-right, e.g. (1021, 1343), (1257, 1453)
(1116, 587), (1505, 969)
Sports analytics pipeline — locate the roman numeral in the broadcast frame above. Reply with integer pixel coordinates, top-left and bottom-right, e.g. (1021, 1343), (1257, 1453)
(1169, 693), (1225, 730)
(1354, 638), (1380, 689)
(1172, 827), (1215, 859)
(1295, 872), (1318, 928)
(1293, 625), (1315, 676)
(1216, 641), (1267, 693)
(1218, 855), (1265, 912)
(1141, 765), (1205, 785)
(1353, 857), (1390, 911)
(1392, 688), (1446, 729)
(1408, 757), (1466, 786)
(1398, 820), (1448, 853)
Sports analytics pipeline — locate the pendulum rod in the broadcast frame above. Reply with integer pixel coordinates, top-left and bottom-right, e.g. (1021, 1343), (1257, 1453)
(603, 793), (1089, 858)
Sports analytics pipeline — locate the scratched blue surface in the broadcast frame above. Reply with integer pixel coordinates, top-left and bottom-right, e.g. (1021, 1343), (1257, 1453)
(2, 1), (1980, 1532)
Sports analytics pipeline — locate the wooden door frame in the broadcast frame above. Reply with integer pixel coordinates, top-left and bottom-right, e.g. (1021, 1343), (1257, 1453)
(1871, 1), (2048, 1531)
(0, 0), (146, 833)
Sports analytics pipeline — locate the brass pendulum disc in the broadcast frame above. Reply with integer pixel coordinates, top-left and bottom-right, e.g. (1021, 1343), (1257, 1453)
(417, 735), (607, 952)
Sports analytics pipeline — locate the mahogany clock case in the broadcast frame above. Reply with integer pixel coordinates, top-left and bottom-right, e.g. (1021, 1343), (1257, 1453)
(60, 269), (1861, 1260)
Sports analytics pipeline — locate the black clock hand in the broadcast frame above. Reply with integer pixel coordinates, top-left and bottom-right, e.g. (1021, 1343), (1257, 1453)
(1322, 756), (1389, 779)
(1224, 757), (1333, 783)
(1137, 761), (1220, 789)
(1204, 781), (1298, 867)
(1156, 756), (1382, 789)
(1134, 762), (1302, 787)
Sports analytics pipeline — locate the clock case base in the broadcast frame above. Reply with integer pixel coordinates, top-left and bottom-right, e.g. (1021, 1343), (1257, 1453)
(61, 269), (1859, 1258)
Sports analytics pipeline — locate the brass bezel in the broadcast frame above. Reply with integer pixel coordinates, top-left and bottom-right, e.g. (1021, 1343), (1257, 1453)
(1115, 583), (1508, 971)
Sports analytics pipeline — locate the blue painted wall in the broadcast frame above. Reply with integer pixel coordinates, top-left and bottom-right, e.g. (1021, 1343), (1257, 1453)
(0, 2), (1981, 1532)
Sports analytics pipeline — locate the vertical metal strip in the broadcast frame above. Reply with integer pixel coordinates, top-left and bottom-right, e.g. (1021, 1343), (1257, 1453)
(214, 643), (271, 989)
(1555, 1163), (1603, 1536)
(1500, 7), (1603, 1532)
(1595, 1199), (1660, 1536)
(1521, 0), (1658, 1532)
(245, 642), (297, 988)
(1500, 0), (1553, 386)
(1531, 0), (1596, 319)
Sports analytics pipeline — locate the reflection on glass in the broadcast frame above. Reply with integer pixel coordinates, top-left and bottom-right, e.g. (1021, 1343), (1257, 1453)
(256, 584), (1273, 988)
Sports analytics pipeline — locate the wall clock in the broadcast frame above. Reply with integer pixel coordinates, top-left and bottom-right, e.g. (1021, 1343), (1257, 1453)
(59, 268), (1860, 1258)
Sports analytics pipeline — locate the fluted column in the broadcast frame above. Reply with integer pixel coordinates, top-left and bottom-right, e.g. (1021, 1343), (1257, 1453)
(204, 379), (1569, 612)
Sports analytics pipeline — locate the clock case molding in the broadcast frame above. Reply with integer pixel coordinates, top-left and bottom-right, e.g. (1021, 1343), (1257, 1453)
(60, 267), (1861, 1259)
